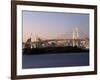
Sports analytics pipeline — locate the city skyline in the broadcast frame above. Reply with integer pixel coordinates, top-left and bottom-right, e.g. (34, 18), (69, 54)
(22, 11), (89, 42)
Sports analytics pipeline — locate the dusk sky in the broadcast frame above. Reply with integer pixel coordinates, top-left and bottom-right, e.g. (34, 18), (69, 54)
(22, 11), (89, 42)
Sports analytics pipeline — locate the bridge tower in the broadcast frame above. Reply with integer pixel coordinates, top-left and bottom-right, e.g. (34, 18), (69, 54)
(72, 27), (79, 47)
(30, 33), (33, 48)
(24, 33), (32, 49)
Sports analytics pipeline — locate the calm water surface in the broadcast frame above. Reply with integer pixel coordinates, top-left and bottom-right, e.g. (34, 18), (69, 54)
(22, 52), (89, 69)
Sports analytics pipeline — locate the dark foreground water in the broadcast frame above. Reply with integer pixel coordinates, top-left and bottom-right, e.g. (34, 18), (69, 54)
(22, 52), (89, 69)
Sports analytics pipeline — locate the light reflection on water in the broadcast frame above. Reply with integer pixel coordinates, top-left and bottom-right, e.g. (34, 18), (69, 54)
(22, 52), (89, 69)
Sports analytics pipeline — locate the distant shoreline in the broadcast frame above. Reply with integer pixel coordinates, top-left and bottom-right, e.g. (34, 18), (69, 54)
(23, 46), (89, 55)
